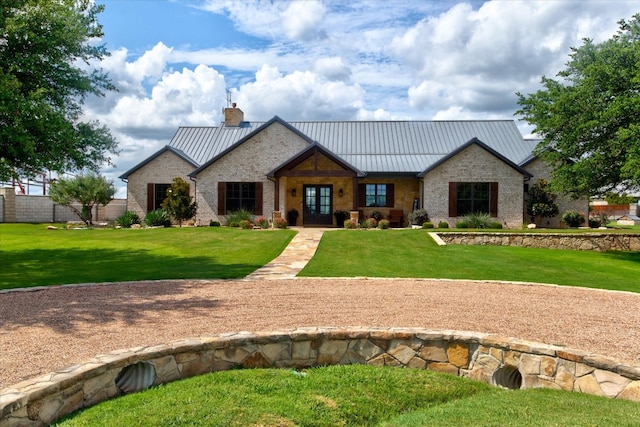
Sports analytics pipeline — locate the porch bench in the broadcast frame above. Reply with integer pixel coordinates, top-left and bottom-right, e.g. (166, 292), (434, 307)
(388, 209), (403, 227)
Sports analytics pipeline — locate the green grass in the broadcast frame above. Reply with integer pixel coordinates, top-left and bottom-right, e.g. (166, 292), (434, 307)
(299, 230), (640, 293)
(0, 224), (296, 289)
(53, 365), (640, 426)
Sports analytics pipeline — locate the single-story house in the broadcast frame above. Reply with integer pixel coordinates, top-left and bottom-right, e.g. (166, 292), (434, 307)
(618, 215), (640, 226)
(119, 105), (585, 228)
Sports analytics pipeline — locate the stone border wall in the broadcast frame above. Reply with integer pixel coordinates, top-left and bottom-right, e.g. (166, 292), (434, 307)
(2, 327), (640, 426)
(435, 232), (640, 252)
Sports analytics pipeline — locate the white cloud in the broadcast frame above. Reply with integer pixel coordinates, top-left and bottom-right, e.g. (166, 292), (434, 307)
(312, 57), (351, 81)
(281, 0), (326, 41)
(235, 65), (364, 121)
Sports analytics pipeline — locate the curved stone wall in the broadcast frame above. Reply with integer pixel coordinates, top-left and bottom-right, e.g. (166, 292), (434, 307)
(2, 327), (640, 426)
(435, 232), (640, 252)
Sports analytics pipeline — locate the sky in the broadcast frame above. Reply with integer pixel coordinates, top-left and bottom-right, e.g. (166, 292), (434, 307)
(83, 0), (639, 198)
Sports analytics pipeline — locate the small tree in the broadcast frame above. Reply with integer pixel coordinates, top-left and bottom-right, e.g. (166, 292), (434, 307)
(526, 179), (559, 225)
(49, 174), (115, 225)
(161, 177), (197, 227)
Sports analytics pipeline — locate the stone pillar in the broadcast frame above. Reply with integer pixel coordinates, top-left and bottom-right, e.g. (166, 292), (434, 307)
(349, 210), (359, 228)
(272, 211), (281, 228)
(0, 187), (16, 222)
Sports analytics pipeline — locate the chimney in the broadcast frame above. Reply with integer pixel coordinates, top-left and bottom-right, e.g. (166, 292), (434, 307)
(223, 103), (244, 127)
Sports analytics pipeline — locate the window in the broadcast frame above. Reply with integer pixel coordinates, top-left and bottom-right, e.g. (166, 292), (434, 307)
(357, 183), (394, 207)
(146, 183), (171, 212)
(217, 182), (263, 215)
(449, 182), (498, 217)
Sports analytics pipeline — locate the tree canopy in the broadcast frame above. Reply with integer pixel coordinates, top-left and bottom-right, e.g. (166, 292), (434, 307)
(516, 14), (640, 198)
(0, 0), (118, 181)
(48, 174), (115, 225)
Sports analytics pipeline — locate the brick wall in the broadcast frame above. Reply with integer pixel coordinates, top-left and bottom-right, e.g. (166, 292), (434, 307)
(423, 144), (525, 228)
(523, 158), (589, 228)
(0, 188), (126, 223)
(125, 150), (196, 219)
(195, 122), (309, 224)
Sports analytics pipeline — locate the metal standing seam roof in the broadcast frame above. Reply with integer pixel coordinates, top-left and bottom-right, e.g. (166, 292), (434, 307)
(165, 118), (534, 174)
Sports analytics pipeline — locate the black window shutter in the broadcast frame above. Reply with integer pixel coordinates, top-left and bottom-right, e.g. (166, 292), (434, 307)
(357, 184), (366, 207)
(217, 182), (226, 215)
(255, 182), (263, 215)
(147, 183), (154, 213)
(386, 184), (395, 207)
(448, 182), (457, 217)
(490, 182), (498, 217)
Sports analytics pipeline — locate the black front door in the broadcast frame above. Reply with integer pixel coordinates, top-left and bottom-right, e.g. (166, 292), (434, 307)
(303, 185), (333, 225)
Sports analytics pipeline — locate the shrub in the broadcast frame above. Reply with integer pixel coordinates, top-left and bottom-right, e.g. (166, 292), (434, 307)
(143, 209), (171, 227)
(438, 221), (449, 228)
(489, 222), (503, 229)
(255, 216), (270, 229)
(273, 217), (288, 229)
(116, 210), (141, 228)
(589, 212), (609, 228)
(239, 219), (254, 229)
(209, 220), (220, 227)
(462, 212), (492, 229)
(344, 219), (358, 229)
(561, 210), (585, 227)
(422, 221), (434, 229)
(456, 221), (469, 228)
(378, 219), (390, 229)
(363, 218), (378, 229)
(226, 209), (253, 226)
(408, 209), (430, 225)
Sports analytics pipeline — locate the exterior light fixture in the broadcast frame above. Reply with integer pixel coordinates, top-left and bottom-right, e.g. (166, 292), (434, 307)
(291, 188), (296, 197)
(338, 189), (343, 197)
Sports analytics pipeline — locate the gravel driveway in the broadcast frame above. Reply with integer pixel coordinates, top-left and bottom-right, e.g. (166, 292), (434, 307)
(2, 278), (640, 390)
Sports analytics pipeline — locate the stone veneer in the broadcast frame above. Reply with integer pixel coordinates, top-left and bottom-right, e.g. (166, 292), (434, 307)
(436, 232), (640, 252)
(2, 327), (640, 426)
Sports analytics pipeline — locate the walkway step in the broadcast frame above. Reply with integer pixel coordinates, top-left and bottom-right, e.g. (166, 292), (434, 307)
(244, 227), (328, 280)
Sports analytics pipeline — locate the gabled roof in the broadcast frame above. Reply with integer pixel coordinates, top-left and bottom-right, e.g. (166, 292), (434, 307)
(166, 118), (532, 175)
(267, 142), (365, 178)
(417, 138), (533, 178)
(119, 145), (198, 179)
(189, 116), (316, 176)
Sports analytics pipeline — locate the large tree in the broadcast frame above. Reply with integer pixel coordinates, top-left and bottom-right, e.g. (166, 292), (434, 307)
(48, 174), (115, 225)
(0, 0), (118, 181)
(516, 14), (640, 199)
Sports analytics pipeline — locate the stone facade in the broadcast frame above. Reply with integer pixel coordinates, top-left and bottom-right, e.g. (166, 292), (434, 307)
(523, 157), (589, 228)
(0, 188), (126, 223)
(435, 232), (640, 252)
(423, 144), (525, 228)
(2, 327), (639, 426)
(195, 121), (309, 225)
(125, 150), (196, 219)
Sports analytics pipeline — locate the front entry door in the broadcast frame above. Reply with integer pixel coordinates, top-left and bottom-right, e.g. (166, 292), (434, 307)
(303, 185), (333, 225)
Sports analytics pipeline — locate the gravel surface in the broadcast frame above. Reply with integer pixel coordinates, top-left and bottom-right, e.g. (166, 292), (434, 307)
(2, 278), (640, 390)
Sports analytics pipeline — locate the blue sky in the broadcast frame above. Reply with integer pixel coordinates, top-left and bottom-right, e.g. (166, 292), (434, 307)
(83, 0), (639, 197)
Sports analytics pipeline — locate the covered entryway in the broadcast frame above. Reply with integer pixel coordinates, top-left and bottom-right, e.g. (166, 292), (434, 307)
(303, 185), (333, 225)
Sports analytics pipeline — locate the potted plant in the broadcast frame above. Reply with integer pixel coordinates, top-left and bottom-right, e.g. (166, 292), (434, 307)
(371, 210), (383, 221)
(333, 210), (349, 227)
(287, 209), (299, 226)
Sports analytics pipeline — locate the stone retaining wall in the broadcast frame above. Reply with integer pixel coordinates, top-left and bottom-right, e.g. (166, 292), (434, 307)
(2, 327), (640, 426)
(436, 232), (640, 252)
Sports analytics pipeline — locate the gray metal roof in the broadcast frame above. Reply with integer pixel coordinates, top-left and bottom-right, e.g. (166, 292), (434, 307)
(166, 118), (533, 174)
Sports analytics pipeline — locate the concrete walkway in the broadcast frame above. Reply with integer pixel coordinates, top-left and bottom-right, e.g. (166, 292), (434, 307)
(244, 227), (330, 280)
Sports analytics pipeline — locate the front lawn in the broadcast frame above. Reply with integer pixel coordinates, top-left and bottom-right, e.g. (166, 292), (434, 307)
(53, 365), (640, 426)
(0, 224), (296, 290)
(299, 230), (640, 293)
